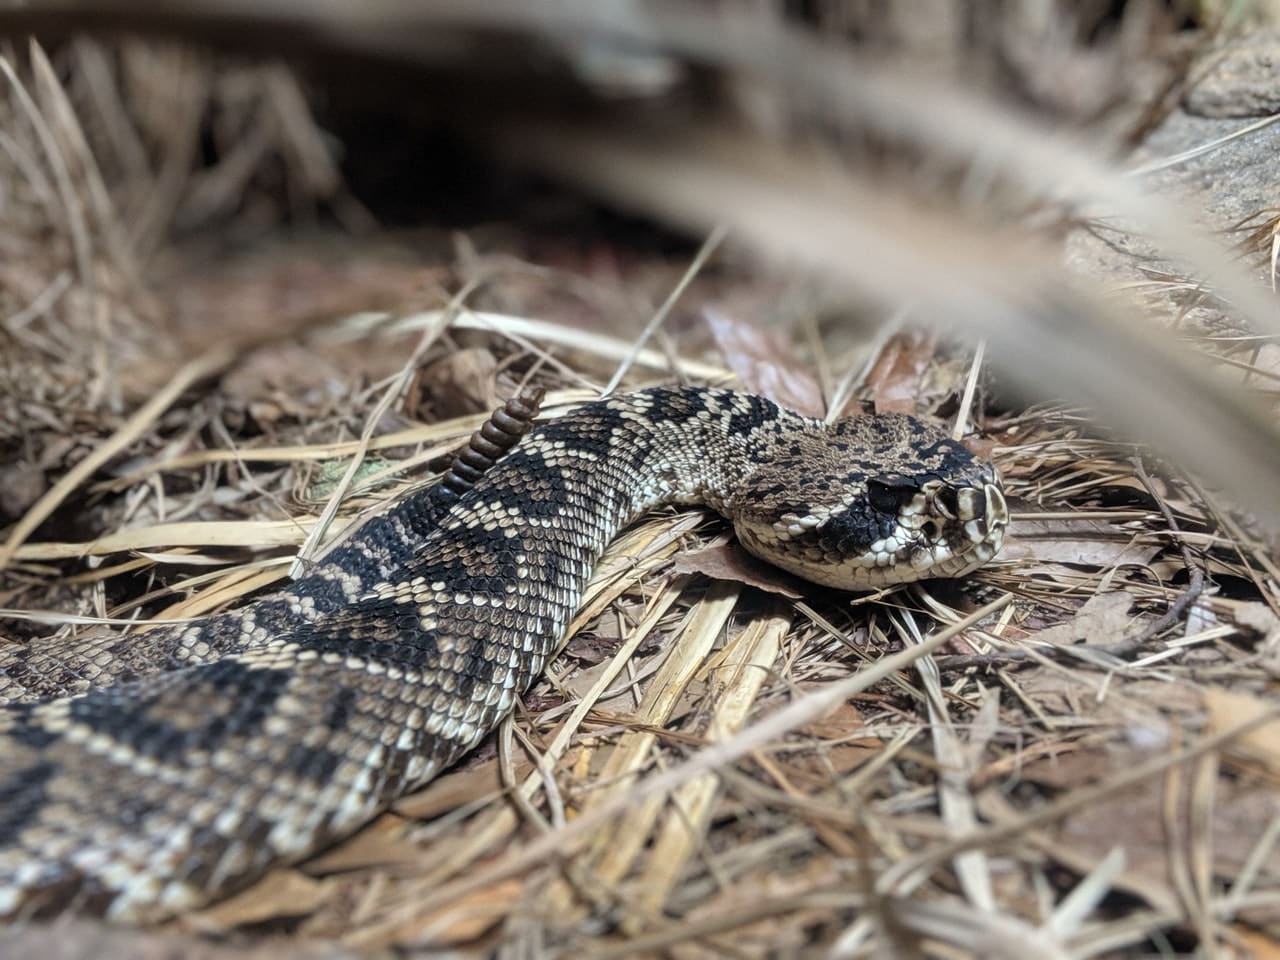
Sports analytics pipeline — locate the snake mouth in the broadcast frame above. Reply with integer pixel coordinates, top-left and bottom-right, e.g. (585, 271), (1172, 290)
(893, 478), (1006, 579)
(916, 480), (1008, 577)
(735, 477), (1009, 590)
(937, 480), (1008, 546)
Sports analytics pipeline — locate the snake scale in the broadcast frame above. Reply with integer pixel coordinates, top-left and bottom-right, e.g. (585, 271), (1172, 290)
(0, 386), (1007, 923)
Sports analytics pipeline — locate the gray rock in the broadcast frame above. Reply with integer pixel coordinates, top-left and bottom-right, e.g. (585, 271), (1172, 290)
(1066, 45), (1280, 338)
(1184, 28), (1280, 117)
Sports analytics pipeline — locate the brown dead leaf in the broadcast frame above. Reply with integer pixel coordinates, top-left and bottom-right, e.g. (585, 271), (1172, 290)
(180, 869), (330, 932)
(557, 644), (670, 702)
(864, 330), (937, 415)
(1054, 767), (1279, 898)
(407, 347), (500, 420)
(1230, 601), (1280, 642)
(962, 434), (997, 461)
(1002, 517), (1160, 568)
(301, 812), (418, 875)
(0, 462), (45, 523)
(1018, 749), (1118, 789)
(564, 599), (648, 664)
(794, 700), (884, 778)
(390, 878), (524, 948)
(563, 631), (625, 665)
(671, 541), (804, 598)
(704, 307), (824, 416)
(1203, 687), (1280, 776)
(394, 758), (532, 821)
(1010, 672), (1190, 733)
(1231, 927), (1280, 959)
(802, 700), (873, 740)
(1028, 590), (1137, 648)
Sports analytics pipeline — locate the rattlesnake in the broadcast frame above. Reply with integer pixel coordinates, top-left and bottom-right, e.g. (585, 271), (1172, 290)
(0, 386), (1007, 923)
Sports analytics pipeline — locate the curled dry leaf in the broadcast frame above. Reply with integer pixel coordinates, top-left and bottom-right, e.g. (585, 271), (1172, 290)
(564, 599), (650, 664)
(563, 631), (626, 666)
(863, 330), (937, 415)
(671, 541), (805, 598)
(704, 307), (825, 416)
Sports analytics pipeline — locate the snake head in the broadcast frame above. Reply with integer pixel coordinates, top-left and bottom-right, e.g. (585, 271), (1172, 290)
(730, 413), (1008, 590)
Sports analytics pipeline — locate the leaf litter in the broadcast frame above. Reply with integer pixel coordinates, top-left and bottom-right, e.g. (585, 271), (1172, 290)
(0, 14), (1278, 960)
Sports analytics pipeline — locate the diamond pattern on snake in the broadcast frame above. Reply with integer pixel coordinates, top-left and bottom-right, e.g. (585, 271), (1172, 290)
(0, 385), (1007, 922)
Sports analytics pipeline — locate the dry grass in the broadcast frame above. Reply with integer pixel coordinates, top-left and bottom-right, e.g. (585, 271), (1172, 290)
(1, 5), (1279, 958)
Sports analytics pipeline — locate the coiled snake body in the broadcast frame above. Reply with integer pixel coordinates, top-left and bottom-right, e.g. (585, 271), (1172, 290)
(0, 386), (1007, 922)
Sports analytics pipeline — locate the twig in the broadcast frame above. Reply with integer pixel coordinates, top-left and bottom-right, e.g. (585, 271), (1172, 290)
(1095, 458), (1206, 657)
(601, 223), (727, 397)
(951, 339), (986, 441)
(934, 651), (1030, 672)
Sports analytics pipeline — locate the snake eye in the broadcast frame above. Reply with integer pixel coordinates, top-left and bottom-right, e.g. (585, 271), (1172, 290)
(868, 480), (913, 516)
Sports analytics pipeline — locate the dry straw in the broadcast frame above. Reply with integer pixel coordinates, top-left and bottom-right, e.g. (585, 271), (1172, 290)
(1, 5), (1278, 957)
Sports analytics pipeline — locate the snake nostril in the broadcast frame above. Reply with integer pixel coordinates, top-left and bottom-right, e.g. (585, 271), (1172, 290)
(921, 520), (940, 540)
